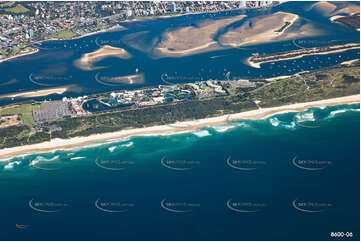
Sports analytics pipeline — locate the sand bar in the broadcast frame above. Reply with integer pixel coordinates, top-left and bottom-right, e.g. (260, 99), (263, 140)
(219, 12), (299, 47)
(74, 45), (131, 71)
(154, 14), (247, 57)
(0, 94), (359, 160)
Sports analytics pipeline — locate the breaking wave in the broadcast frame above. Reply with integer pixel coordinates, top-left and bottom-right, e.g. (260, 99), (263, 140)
(4, 161), (22, 170)
(70, 156), (86, 160)
(295, 112), (315, 122)
(121, 141), (134, 148)
(192, 130), (211, 137)
(269, 117), (296, 130)
(211, 124), (237, 133)
(326, 108), (359, 119)
(29, 155), (60, 166)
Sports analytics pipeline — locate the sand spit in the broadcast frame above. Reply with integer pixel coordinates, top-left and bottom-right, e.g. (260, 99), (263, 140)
(247, 43), (360, 68)
(74, 45), (132, 71)
(0, 86), (75, 99)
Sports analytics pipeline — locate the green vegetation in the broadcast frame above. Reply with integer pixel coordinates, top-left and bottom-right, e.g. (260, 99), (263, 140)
(250, 66), (360, 107)
(275, 21), (290, 33)
(0, 103), (41, 123)
(0, 125), (50, 148)
(0, 2), (15, 8)
(4, 4), (29, 13)
(50, 30), (77, 40)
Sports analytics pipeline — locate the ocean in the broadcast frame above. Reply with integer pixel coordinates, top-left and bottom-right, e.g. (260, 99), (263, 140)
(0, 103), (359, 240)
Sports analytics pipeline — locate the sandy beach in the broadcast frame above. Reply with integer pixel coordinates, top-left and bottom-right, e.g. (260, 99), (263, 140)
(0, 86), (72, 99)
(0, 94), (359, 160)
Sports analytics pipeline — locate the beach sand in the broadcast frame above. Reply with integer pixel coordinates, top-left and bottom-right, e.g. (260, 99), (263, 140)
(0, 94), (359, 160)
(0, 86), (72, 99)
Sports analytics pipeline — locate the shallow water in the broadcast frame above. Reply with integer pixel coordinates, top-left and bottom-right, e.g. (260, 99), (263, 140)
(0, 1), (359, 106)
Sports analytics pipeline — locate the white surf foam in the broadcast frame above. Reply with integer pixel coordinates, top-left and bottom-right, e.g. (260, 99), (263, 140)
(192, 130), (211, 137)
(120, 141), (134, 148)
(212, 125), (237, 133)
(326, 108), (360, 119)
(70, 156), (86, 160)
(29, 155), (59, 166)
(4, 161), (21, 170)
(295, 111), (315, 122)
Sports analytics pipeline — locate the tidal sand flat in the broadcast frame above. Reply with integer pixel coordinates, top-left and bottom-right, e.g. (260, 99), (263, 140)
(153, 14), (247, 57)
(308, 1), (337, 15)
(0, 94), (358, 160)
(74, 45), (132, 71)
(218, 11), (300, 47)
(309, 1), (359, 17)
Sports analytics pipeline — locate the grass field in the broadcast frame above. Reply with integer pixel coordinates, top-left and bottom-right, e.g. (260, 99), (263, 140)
(50, 30), (77, 40)
(4, 4), (29, 13)
(0, 2), (15, 8)
(0, 103), (41, 123)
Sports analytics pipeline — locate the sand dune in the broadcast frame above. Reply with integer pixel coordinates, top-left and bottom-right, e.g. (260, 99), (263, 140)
(74, 45), (132, 71)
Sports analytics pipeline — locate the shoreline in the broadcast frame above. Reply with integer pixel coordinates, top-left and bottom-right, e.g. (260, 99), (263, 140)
(0, 86), (72, 99)
(0, 94), (359, 160)
(0, 48), (39, 64)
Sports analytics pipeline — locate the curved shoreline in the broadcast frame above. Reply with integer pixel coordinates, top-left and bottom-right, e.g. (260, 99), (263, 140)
(0, 94), (359, 160)
(0, 48), (39, 64)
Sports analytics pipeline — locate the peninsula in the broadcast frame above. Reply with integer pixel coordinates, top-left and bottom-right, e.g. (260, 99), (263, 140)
(246, 43), (360, 68)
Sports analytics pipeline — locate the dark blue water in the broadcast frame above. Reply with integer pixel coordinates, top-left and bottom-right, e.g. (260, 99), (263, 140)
(0, 1), (359, 106)
(0, 104), (359, 240)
